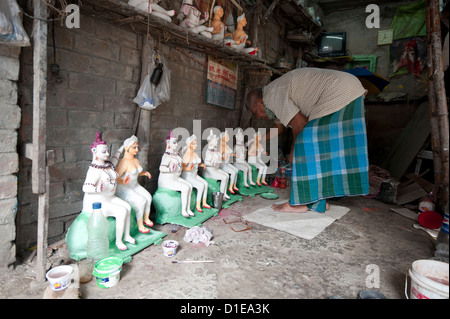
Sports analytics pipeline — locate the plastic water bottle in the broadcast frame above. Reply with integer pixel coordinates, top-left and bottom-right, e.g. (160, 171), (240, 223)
(435, 201), (449, 258)
(86, 202), (109, 262)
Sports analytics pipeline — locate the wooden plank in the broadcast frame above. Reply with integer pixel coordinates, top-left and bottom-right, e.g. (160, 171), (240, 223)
(381, 101), (431, 179)
(32, 0), (48, 195)
(33, 0), (49, 281)
(36, 150), (53, 282)
(405, 172), (434, 193)
(396, 182), (428, 205)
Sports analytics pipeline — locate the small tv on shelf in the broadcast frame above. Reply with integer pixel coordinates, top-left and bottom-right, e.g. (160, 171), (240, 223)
(317, 32), (347, 57)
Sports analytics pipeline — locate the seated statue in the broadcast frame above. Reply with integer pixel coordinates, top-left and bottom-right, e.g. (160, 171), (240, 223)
(178, 0), (214, 38)
(224, 13), (258, 55)
(82, 132), (135, 251)
(211, 5), (225, 41)
(115, 135), (154, 234)
(128, 0), (175, 23)
(181, 134), (211, 212)
(232, 128), (256, 188)
(202, 130), (230, 200)
(248, 131), (268, 186)
(158, 130), (195, 217)
(219, 131), (240, 194)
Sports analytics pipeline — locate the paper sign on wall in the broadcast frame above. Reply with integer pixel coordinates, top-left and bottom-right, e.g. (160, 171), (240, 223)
(206, 57), (238, 109)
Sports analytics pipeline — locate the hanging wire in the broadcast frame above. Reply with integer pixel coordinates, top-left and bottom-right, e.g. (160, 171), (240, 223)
(20, 0), (82, 23)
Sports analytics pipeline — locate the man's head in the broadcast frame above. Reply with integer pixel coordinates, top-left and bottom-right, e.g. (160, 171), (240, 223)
(245, 88), (268, 119)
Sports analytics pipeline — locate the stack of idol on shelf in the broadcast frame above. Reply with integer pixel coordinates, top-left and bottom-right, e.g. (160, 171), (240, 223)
(178, 0), (214, 38)
(127, 0), (176, 23)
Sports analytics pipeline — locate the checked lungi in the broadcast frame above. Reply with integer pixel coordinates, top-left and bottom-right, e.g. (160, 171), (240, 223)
(289, 96), (369, 213)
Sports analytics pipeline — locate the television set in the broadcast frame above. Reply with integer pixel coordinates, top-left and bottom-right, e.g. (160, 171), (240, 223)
(317, 32), (347, 57)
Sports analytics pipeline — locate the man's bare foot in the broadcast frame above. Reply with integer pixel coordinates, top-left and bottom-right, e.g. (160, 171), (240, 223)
(271, 202), (308, 213)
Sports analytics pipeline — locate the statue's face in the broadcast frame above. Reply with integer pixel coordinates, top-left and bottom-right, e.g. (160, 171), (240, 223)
(168, 137), (178, 151)
(209, 136), (218, 147)
(190, 139), (198, 150)
(236, 130), (244, 143)
(127, 142), (139, 156)
(94, 144), (109, 161)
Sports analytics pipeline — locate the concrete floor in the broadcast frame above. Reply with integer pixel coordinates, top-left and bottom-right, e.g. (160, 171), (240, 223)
(0, 186), (443, 300)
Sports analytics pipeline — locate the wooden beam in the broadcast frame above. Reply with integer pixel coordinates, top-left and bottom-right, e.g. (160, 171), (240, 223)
(32, 0), (49, 282)
(426, 0), (449, 213)
(262, 0), (281, 22)
(32, 0), (48, 195)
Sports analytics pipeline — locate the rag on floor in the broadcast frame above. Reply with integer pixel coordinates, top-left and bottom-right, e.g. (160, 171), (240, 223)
(184, 226), (215, 246)
(289, 96), (370, 212)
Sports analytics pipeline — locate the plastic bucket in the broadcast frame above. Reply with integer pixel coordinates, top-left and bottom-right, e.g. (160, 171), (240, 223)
(93, 256), (123, 288)
(162, 240), (179, 257)
(405, 259), (449, 299)
(46, 265), (74, 291)
(212, 192), (224, 210)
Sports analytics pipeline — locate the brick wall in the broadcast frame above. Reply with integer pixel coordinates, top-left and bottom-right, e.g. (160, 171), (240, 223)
(0, 44), (21, 267)
(17, 14), (143, 251)
(15, 13), (246, 253)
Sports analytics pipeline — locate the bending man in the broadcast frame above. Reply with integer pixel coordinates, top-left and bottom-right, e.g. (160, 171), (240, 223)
(245, 67), (369, 213)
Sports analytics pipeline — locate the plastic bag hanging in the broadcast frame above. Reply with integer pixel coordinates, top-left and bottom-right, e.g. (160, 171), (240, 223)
(133, 51), (171, 110)
(0, 0), (30, 47)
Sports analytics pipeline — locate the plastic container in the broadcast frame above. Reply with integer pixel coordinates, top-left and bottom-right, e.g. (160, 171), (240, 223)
(435, 202), (449, 258)
(78, 258), (94, 284)
(46, 265), (74, 291)
(162, 240), (179, 257)
(406, 259), (449, 299)
(86, 202), (109, 262)
(93, 256), (123, 288)
(279, 167), (287, 189)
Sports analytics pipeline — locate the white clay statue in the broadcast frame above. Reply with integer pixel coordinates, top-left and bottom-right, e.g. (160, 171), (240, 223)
(158, 130), (195, 217)
(202, 130), (230, 200)
(248, 131), (268, 186)
(82, 132), (135, 251)
(128, 0), (175, 23)
(233, 128), (256, 188)
(211, 5), (225, 41)
(224, 13), (258, 55)
(181, 134), (211, 212)
(178, 0), (214, 38)
(219, 131), (240, 194)
(115, 135), (154, 234)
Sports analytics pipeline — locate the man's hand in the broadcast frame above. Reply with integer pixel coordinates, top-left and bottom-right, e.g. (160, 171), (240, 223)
(288, 112), (308, 163)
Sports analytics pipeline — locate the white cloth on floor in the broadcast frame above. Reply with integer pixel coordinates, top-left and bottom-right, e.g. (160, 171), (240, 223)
(184, 226), (215, 246)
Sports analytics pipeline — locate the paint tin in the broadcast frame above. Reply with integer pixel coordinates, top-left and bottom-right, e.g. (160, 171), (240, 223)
(162, 240), (179, 257)
(93, 256), (123, 288)
(46, 265), (74, 291)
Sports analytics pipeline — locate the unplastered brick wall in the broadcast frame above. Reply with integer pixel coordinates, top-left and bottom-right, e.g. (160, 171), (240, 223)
(16, 13), (245, 252)
(0, 44), (21, 267)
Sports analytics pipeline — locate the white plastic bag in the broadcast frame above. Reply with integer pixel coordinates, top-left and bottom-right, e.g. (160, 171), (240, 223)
(0, 0), (30, 47)
(133, 51), (171, 110)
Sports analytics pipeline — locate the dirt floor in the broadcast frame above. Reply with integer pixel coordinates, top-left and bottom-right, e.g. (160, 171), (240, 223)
(0, 187), (446, 302)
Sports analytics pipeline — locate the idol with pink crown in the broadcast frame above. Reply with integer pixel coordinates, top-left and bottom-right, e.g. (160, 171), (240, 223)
(82, 132), (135, 251)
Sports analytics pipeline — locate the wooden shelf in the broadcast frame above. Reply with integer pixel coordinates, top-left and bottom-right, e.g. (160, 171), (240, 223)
(77, 0), (282, 74)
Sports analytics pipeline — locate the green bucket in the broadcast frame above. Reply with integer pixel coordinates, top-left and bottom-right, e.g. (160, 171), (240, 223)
(93, 256), (123, 289)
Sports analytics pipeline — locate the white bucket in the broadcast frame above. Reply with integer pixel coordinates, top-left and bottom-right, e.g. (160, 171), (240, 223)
(162, 240), (179, 257)
(46, 265), (74, 291)
(405, 259), (449, 299)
